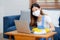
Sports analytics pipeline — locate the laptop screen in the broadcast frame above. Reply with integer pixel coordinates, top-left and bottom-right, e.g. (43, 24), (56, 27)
(20, 10), (30, 24)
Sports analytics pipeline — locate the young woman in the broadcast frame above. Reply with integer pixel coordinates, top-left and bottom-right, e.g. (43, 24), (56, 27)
(30, 3), (55, 40)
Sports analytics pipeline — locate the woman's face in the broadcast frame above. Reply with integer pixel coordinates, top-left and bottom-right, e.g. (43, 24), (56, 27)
(32, 7), (42, 17)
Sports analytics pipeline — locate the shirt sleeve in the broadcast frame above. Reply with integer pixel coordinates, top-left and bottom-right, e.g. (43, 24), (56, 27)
(42, 10), (48, 15)
(45, 16), (52, 23)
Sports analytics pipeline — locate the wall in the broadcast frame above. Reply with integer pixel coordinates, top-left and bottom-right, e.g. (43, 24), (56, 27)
(4, 0), (29, 16)
(0, 0), (4, 33)
(0, 0), (29, 33)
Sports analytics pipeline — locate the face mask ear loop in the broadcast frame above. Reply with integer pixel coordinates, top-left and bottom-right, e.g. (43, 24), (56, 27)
(40, 8), (42, 10)
(39, 8), (42, 13)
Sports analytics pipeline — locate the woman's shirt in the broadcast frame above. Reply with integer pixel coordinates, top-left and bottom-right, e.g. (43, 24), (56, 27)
(37, 15), (52, 28)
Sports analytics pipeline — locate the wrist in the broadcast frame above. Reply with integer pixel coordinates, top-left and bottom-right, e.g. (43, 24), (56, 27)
(50, 28), (55, 32)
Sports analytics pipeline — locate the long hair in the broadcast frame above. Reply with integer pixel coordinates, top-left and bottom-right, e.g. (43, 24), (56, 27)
(30, 3), (44, 27)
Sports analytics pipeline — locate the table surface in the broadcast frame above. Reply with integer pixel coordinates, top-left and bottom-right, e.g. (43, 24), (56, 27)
(5, 30), (57, 38)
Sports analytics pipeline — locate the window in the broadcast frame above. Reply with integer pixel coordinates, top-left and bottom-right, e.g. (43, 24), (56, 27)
(30, 0), (60, 9)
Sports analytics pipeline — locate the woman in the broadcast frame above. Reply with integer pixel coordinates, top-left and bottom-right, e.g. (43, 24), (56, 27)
(30, 3), (55, 40)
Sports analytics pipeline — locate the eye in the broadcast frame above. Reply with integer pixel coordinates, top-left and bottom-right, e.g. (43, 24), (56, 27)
(35, 9), (38, 11)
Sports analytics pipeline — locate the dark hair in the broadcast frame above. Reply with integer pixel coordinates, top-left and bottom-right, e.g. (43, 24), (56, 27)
(31, 3), (40, 9)
(30, 3), (44, 27)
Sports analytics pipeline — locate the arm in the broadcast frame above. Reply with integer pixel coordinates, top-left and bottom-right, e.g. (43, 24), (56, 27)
(46, 15), (55, 31)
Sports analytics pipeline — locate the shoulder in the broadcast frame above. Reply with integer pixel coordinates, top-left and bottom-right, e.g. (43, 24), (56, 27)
(44, 15), (51, 19)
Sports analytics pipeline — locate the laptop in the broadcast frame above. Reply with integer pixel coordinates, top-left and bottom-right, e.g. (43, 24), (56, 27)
(14, 20), (32, 34)
(14, 10), (32, 34)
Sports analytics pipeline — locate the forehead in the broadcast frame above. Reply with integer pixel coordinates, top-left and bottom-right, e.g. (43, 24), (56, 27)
(32, 7), (40, 11)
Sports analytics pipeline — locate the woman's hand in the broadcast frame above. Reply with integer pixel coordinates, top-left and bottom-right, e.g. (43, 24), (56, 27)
(49, 23), (55, 32)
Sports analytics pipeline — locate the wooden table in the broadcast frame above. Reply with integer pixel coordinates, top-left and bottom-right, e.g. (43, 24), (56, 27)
(5, 30), (57, 40)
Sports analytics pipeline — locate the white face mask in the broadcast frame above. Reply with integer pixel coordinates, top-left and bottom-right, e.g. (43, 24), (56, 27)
(33, 9), (40, 17)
